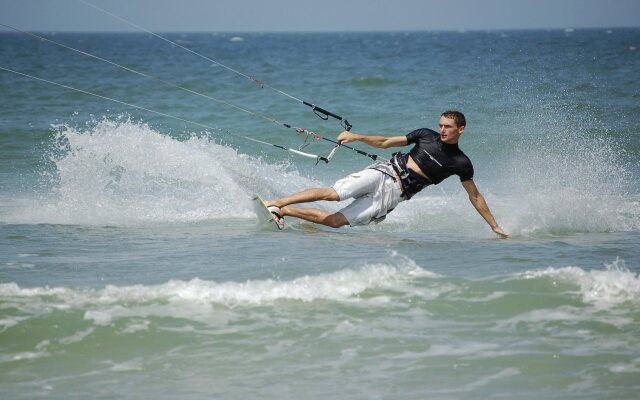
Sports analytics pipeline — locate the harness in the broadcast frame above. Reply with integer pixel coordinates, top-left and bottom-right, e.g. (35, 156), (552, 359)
(390, 152), (432, 200)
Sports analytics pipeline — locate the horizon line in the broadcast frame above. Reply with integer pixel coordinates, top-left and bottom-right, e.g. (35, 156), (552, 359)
(0, 26), (638, 34)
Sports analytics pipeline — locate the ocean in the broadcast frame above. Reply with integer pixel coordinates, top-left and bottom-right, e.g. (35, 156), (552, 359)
(0, 28), (639, 399)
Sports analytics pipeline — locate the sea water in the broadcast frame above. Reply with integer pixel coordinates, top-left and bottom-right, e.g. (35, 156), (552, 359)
(0, 29), (639, 399)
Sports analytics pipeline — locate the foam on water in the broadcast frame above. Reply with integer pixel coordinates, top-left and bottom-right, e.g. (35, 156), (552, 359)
(0, 257), (431, 313)
(523, 257), (640, 306)
(1, 256), (637, 397)
(1, 257), (636, 323)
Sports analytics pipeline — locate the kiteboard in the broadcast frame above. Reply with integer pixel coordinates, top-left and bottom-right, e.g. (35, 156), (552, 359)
(252, 194), (283, 230)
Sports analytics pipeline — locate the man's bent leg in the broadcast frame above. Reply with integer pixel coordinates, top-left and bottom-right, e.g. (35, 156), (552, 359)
(268, 187), (340, 209)
(281, 206), (349, 228)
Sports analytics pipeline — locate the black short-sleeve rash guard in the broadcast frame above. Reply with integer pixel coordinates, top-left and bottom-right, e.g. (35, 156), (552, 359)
(405, 128), (474, 184)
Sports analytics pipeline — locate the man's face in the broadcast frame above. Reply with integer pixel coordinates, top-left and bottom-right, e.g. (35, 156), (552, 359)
(439, 116), (465, 144)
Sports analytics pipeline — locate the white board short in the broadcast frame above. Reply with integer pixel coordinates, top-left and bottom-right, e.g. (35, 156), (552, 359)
(332, 163), (404, 226)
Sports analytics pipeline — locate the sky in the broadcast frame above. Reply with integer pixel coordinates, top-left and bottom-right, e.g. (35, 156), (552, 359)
(1, 0), (639, 32)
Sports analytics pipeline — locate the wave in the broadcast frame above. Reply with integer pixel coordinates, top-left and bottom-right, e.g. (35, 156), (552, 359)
(1, 256), (636, 380)
(1, 256), (636, 376)
(520, 257), (640, 306)
(1, 257), (636, 320)
(0, 257), (431, 317)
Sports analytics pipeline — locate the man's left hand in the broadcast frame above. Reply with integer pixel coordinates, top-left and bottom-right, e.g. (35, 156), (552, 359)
(337, 131), (358, 145)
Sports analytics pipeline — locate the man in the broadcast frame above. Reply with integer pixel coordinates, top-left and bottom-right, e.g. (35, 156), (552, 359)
(267, 111), (510, 238)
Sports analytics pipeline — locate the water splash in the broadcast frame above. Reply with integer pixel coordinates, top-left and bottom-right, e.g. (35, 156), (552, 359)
(3, 115), (638, 234)
(386, 103), (638, 236)
(4, 118), (319, 225)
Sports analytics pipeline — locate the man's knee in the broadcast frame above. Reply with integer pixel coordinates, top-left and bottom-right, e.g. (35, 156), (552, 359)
(321, 187), (340, 202)
(325, 212), (349, 228)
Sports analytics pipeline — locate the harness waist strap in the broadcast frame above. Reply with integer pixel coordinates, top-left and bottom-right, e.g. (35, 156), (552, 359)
(390, 152), (432, 199)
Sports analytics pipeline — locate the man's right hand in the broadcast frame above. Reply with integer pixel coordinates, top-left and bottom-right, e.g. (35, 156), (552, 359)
(492, 226), (511, 238)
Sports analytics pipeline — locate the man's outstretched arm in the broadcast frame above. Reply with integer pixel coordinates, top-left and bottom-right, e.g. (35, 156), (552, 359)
(337, 131), (408, 149)
(461, 180), (510, 238)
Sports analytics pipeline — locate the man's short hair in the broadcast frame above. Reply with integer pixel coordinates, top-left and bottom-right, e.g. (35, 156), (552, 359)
(441, 110), (466, 128)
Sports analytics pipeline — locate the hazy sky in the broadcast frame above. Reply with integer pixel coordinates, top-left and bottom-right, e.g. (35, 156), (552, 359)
(1, 0), (639, 32)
